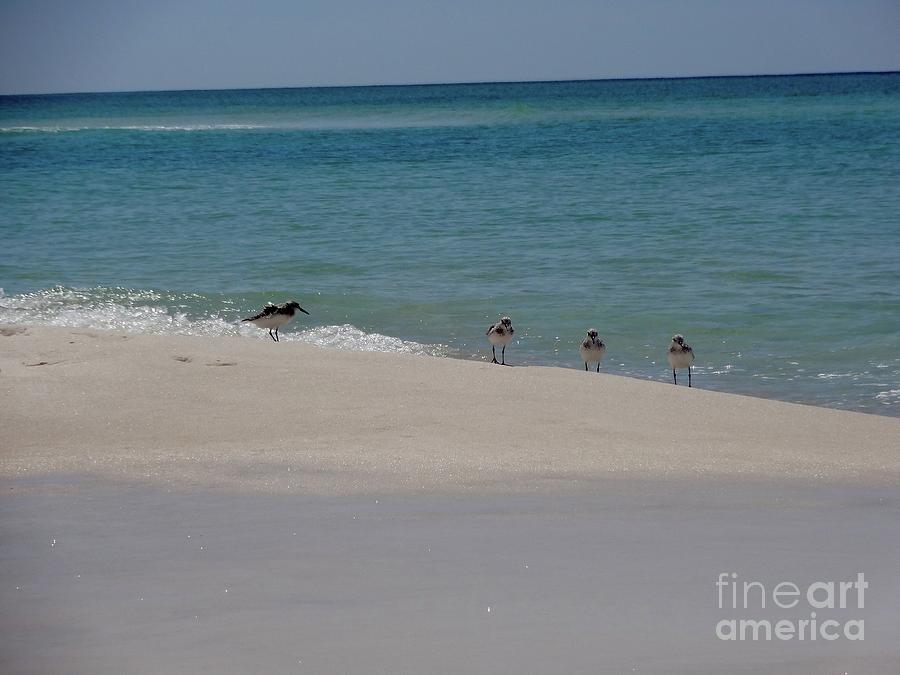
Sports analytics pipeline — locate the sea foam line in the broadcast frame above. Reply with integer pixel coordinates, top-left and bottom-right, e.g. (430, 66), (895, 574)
(0, 286), (446, 357)
(0, 123), (268, 133)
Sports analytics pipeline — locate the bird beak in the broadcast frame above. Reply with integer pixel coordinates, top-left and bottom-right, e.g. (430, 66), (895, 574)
(299, 307), (310, 315)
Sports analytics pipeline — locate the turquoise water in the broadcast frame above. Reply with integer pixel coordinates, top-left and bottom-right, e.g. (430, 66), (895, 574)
(2, 74), (899, 415)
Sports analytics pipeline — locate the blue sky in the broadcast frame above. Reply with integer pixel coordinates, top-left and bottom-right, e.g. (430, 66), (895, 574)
(1, 0), (898, 94)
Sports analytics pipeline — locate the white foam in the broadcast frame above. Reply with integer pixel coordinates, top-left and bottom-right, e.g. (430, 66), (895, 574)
(875, 389), (900, 405)
(0, 124), (267, 133)
(0, 286), (446, 357)
(0, 108), (541, 134)
(289, 324), (446, 357)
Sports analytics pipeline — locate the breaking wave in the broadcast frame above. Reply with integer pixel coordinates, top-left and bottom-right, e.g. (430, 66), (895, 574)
(0, 286), (447, 357)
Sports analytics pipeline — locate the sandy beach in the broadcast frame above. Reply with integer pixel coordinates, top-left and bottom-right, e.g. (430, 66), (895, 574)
(2, 325), (898, 493)
(2, 325), (899, 673)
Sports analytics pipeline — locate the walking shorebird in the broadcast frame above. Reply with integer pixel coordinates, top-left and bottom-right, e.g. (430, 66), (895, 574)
(667, 334), (695, 386)
(486, 316), (515, 365)
(580, 329), (607, 372)
(241, 300), (309, 341)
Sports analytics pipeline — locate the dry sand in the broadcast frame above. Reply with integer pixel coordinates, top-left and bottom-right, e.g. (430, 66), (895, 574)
(2, 325), (899, 674)
(1, 325), (898, 493)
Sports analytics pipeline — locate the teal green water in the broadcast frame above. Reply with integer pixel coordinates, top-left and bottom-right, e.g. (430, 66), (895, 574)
(2, 74), (899, 414)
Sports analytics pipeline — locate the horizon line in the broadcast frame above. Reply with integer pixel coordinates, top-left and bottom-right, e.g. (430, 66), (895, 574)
(2, 68), (898, 98)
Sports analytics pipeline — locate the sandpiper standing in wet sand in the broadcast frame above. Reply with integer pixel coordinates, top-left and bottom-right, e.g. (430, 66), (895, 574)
(580, 329), (607, 372)
(486, 316), (515, 365)
(667, 334), (695, 386)
(241, 300), (309, 341)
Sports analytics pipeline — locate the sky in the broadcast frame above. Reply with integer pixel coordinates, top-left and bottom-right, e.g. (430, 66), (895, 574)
(1, 0), (899, 95)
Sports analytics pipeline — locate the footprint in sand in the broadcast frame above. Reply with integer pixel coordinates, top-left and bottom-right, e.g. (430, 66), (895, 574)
(206, 360), (236, 367)
(173, 355), (193, 363)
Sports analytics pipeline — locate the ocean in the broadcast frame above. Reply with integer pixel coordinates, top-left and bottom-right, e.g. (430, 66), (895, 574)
(1, 74), (898, 415)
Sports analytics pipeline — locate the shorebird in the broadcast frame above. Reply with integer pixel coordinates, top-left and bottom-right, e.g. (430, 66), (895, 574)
(667, 334), (695, 386)
(486, 316), (515, 365)
(241, 300), (309, 341)
(580, 329), (607, 372)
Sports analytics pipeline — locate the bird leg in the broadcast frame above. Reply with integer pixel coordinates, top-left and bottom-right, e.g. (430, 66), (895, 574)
(501, 345), (507, 366)
(268, 329), (277, 342)
(585, 362), (588, 371)
(688, 367), (692, 388)
(274, 328), (280, 342)
(491, 346), (498, 364)
(673, 369), (677, 385)
(596, 362), (600, 373)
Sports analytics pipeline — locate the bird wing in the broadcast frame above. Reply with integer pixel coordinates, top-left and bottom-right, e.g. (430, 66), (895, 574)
(242, 304), (279, 322)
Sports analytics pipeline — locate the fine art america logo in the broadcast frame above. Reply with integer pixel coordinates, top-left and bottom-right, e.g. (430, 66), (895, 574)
(715, 572), (867, 641)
